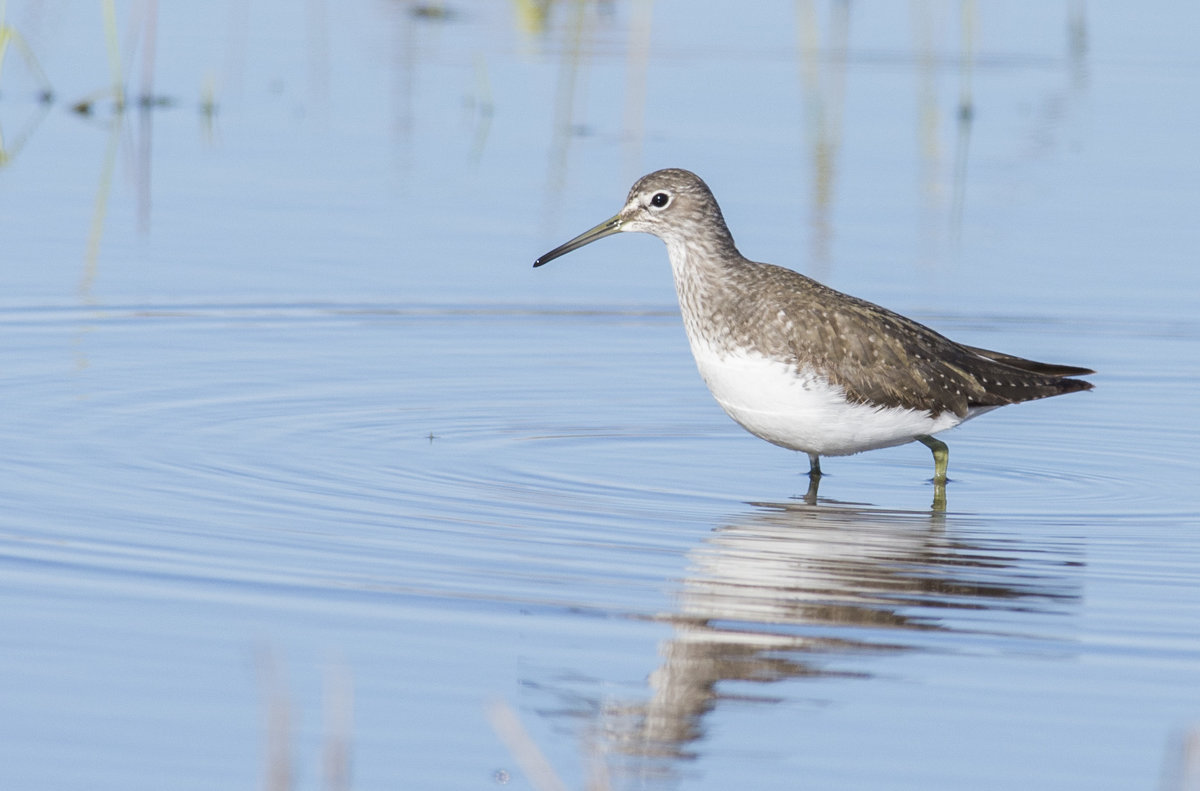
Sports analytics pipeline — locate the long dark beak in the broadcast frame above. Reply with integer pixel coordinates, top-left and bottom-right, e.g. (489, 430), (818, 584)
(533, 214), (623, 267)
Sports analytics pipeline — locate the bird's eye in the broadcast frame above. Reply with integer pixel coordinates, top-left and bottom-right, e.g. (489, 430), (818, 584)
(650, 192), (670, 209)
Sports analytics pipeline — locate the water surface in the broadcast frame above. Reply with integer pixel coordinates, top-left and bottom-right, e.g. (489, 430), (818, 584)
(2, 2), (1199, 790)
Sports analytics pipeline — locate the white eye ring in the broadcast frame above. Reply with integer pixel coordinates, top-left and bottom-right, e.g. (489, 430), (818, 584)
(649, 191), (672, 210)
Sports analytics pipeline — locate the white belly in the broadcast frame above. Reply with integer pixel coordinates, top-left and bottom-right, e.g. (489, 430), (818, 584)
(689, 344), (967, 457)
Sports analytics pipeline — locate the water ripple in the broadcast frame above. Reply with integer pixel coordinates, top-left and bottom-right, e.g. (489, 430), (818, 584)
(3, 302), (1196, 617)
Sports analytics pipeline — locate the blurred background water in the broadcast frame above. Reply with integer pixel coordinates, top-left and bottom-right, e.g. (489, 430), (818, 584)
(1, 2), (1199, 790)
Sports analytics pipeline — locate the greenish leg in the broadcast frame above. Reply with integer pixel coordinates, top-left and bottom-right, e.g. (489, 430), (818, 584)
(916, 435), (949, 483)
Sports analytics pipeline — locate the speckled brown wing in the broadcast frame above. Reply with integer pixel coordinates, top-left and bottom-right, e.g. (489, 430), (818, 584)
(958, 345), (1096, 378)
(808, 293), (991, 418)
(739, 263), (1093, 418)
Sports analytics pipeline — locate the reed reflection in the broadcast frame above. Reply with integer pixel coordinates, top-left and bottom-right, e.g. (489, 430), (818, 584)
(594, 499), (1080, 773)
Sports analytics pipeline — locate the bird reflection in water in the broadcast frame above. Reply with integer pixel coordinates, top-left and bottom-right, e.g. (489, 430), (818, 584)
(584, 499), (1082, 782)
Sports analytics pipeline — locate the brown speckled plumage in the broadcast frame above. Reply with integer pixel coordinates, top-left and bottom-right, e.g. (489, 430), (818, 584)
(623, 169), (1093, 419)
(534, 168), (1094, 483)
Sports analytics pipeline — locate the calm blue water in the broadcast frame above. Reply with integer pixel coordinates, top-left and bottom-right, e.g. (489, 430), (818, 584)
(2, 3), (1199, 790)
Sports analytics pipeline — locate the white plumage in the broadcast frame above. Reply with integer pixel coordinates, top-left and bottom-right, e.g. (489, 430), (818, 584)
(688, 340), (977, 457)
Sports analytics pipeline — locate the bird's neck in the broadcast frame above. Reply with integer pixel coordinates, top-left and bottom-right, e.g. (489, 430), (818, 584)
(664, 234), (751, 354)
(663, 226), (740, 284)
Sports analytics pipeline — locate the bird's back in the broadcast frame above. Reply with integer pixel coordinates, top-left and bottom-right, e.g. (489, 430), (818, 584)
(689, 257), (1094, 419)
